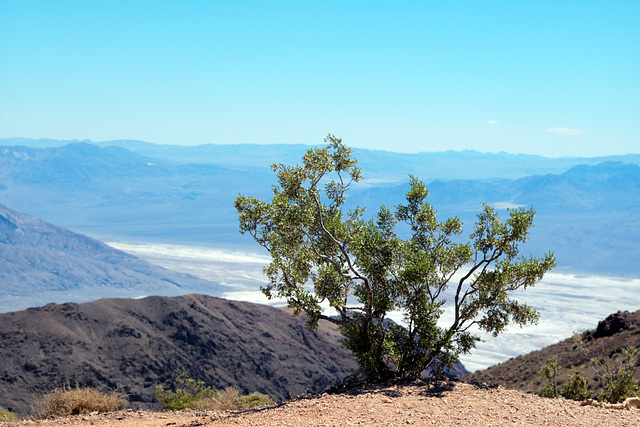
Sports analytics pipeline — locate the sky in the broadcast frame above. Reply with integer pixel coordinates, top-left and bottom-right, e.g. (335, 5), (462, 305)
(1, 0), (638, 157)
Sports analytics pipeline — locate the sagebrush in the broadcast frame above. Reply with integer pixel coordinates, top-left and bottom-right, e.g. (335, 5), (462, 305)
(573, 333), (639, 403)
(538, 356), (559, 398)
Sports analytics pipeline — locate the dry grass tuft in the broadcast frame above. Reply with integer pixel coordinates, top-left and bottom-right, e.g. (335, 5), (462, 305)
(190, 387), (273, 411)
(33, 385), (127, 419)
(155, 373), (273, 412)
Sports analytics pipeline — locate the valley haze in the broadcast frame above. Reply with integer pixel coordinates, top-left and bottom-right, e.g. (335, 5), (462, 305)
(0, 138), (638, 372)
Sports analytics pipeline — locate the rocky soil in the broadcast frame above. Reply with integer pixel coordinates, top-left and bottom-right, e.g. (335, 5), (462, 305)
(4, 380), (640, 427)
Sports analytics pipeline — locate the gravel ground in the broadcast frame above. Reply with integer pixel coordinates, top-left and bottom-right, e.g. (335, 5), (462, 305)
(4, 380), (640, 427)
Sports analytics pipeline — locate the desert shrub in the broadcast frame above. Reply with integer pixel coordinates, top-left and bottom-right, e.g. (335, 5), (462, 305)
(573, 334), (639, 403)
(538, 356), (559, 398)
(155, 372), (215, 411)
(560, 372), (591, 401)
(597, 347), (639, 403)
(238, 391), (274, 409)
(155, 373), (273, 412)
(33, 385), (127, 419)
(0, 407), (19, 422)
(538, 383), (556, 399)
(190, 387), (240, 411)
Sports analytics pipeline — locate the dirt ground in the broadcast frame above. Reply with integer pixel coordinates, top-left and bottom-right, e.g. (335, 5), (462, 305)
(4, 380), (640, 427)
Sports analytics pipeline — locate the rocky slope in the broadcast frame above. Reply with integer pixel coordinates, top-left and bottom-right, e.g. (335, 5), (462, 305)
(464, 310), (640, 396)
(0, 294), (358, 415)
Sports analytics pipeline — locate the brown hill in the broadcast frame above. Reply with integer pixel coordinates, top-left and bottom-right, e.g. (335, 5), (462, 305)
(464, 310), (640, 396)
(0, 294), (358, 415)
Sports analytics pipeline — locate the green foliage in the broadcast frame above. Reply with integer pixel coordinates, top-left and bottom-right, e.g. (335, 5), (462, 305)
(189, 387), (273, 411)
(538, 356), (559, 398)
(0, 407), (19, 422)
(155, 372), (215, 411)
(560, 372), (591, 401)
(155, 373), (272, 411)
(236, 391), (274, 409)
(235, 135), (555, 381)
(539, 383), (557, 399)
(597, 347), (639, 403)
(573, 334), (639, 403)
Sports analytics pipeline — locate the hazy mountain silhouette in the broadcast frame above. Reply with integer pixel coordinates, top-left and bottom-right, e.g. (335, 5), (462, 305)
(4, 137), (640, 181)
(0, 203), (222, 312)
(355, 162), (640, 274)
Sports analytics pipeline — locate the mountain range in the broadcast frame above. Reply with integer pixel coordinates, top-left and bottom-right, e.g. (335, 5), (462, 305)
(0, 137), (636, 416)
(4, 137), (640, 181)
(0, 138), (638, 275)
(357, 161), (640, 274)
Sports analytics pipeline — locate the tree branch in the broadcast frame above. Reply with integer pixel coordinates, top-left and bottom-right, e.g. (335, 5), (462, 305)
(308, 190), (369, 287)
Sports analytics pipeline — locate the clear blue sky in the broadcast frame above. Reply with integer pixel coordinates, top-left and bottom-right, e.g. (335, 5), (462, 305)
(1, 1), (638, 157)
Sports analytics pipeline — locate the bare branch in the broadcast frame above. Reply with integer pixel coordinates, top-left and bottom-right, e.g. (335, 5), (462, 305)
(318, 314), (342, 326)
(308, 190), (369, 287)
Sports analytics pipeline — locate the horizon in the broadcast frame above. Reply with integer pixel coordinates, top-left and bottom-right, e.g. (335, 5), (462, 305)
(1, 1), (638, 158)
(2, 136), (640, 159)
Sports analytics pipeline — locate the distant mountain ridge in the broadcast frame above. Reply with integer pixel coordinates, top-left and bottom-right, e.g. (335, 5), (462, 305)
(0, 139), (639, 274)
(3, 137), (640, 181)
(0, 142), (269, 246)
(361, 161), (640, 210)
(0, 203), (222, 313)
(356, 161), (640, 274)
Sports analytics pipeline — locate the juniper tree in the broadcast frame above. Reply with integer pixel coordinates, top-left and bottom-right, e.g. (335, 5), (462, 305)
(235, 135), (555, 380)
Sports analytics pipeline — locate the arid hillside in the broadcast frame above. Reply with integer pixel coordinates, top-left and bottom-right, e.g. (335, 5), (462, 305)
(465, 310), (640, 396)
(0, 294), (358, 415)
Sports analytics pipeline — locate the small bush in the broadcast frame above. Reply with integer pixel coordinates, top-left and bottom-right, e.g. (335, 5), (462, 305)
(33, 385), (127, 419)
(560, 372), (591, 401)
(155, 373), (273, 412)
(190, 387), (268, 411)
(155, 372), (215, 411)
(538, 383), (556, 399)
(598, 357), (640, 404)
(538, 356), (559, 398)
(238, 391), (274, 409)
(191, 387), (240, 411)
(0, 407), (19, 422)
